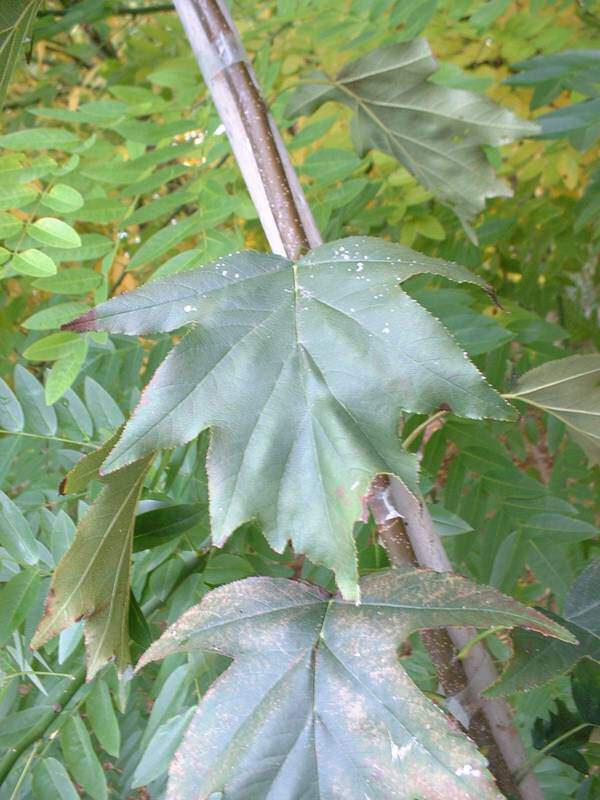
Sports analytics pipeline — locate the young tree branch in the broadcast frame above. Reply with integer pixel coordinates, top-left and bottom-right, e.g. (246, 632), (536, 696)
(173, 2), (544, 797)
(173, 0), (320, 259)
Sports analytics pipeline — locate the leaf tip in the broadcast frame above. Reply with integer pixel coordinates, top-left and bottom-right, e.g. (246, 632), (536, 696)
(61, 309), (98, 332)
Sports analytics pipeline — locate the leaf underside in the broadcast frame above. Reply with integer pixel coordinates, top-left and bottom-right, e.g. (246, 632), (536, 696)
(287, 40), (539, 222)
(138, 568), (571, 800)
(65, 236), (513, 598)
(31, 436), (153, 678)
(511, 353), (600, 465)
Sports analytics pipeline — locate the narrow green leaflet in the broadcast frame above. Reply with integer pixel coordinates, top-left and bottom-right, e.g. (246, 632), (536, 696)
(507, 354), (600, 464)
(0, 375), (24, 431)
(0, 567), (41, 646)
(14, 364), (57, 435)
(536, 99), (600, 152)
(0, 0), (42, 110)
(85, 679), (121, 758)
(33, 267), (102, 295)
(32, 757), (80, 800)
(131, 708), (195, 789)
(138, 568), (571, 800)
(44, 339), (88, 404)
(133, 502), (208, 552)
(23, 301), (90, 330)
(31, 437), (153, 678)
(487, 560), (600, 696)
(0, 489), (39, 565)
(64, 236), (513, 598)
(23, 331), (85, 362)
(287, 39), (539, 221)
(60, 714), (108, 800)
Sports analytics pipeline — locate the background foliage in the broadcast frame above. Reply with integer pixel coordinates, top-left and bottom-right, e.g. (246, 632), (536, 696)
(0, 1), (598, 798)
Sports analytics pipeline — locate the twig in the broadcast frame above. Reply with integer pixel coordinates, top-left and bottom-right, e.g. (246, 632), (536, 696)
(38, 3), (175, 17)
(172, 0), (320, 259)
(368, 476), (521, 799)
(0, 429), (95, 449)
(514, 722), (592, 783)
(0, 667), (86, 785)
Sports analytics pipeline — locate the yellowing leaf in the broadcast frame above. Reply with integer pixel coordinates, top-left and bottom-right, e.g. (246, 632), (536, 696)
(32, 437), (153, 678)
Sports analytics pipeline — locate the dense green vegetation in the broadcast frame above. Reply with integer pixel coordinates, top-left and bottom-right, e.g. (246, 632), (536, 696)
(0, 2), (598, 798)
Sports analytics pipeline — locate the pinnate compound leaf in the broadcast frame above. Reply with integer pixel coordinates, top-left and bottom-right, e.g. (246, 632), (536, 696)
(31, 436), (153, 678)
(287, 40), (539, 221)
(509, 354), (600, 464)
(64, 236), (513, 598)
(137, 568), (571, 800)
(487, 560), (600, 696)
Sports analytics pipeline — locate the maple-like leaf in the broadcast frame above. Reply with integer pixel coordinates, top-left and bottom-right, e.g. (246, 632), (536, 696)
(137, 567), (572, 800)
(31, 435), (153, 678)
(64, 236), (513, 598)
(287, 39), (539, 222)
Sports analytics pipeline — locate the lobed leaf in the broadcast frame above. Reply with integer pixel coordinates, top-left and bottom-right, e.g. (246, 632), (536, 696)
(138, 567), (572, 800)
(64, 236), (513, 598)
(287, 40), (539, 221)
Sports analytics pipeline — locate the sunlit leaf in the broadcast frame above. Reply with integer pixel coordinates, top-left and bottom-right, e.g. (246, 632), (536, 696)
(11, 248), (57, 277)
(29, 217), (81, 249)
(41, 183), (84, 214)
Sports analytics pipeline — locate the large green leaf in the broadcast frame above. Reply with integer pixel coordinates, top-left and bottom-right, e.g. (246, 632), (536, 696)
(31, 436), (153, 678)
(64, 236), (512, 598)
(138, 568), (571, 800)
(487, 560), (600, 696)
(507, 353), (600, 464)
(0, 0), (42, 110)
(287, 40), (539, 221)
